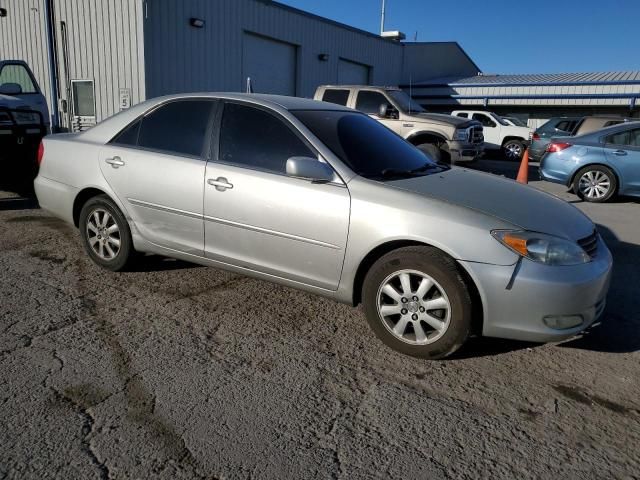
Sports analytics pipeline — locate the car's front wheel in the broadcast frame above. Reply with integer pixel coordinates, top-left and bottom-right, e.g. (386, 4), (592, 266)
(79, 195), (134, 271)
(362, 246), (473, 359)
(502, 139), (525, 161)
(573, 165), (617, 203)
(417, 143), (450, 164)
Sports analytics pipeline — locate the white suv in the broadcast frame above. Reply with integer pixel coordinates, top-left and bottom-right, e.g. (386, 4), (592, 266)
(451, 110), (532, 160)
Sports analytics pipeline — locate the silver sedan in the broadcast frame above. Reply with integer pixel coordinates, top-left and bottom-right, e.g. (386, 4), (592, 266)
(34, 93), (612, 359)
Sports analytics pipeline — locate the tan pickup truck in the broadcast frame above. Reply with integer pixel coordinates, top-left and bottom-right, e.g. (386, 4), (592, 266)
(314, 85), (484, 164)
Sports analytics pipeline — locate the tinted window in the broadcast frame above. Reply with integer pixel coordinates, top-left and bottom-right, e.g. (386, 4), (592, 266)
(292, 110), (446, 180)
(606, 128), (640, 147)
(355, 91), (389, 114)
(0, 64), (37, 93)
(137, 100), (212, 157)
(456, 113), (468, 118)
(111, 120), (141, 146)
(219, 103), (314, 174)
(322, 89), (350, 106)
(472, 113), (496, 128)
(555, 120), (577, 133)
(604, 120), (624, 127)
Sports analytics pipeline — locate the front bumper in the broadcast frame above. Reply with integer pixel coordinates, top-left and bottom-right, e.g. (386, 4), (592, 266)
(448, 141), (484, 163)
(460, 235), (612, 343)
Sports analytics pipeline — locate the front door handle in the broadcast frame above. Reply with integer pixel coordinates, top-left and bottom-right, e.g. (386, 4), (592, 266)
(207, 177), (233, 191)
(105, 156), (125, 168)
(613, 150), (628, 156)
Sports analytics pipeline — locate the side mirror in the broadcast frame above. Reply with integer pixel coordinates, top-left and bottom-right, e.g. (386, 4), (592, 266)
(378, 103), (389, 118)
(286, 156), (335, 183)
(0, 82), (22, 95)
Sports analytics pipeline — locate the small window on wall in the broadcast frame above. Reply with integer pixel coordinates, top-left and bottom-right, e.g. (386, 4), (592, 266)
(322, 89), (350, 106)
(72, 80), (96, 117)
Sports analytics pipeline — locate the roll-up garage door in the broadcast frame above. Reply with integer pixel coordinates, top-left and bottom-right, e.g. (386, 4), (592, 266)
(337, 59), (370, 85)
(242, 33), (297, 95)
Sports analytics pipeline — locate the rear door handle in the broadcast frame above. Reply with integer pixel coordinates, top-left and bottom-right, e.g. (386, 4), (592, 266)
(207, 177), (233, 191)
(613, 150), (628, 156)
(105, 156), (125, 168)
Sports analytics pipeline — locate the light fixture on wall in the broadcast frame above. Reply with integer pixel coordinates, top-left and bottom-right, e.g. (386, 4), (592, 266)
(189, 17), (205, 28)
(318, 53), (329, 62)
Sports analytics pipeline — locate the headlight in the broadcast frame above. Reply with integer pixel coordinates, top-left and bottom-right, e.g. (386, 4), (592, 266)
(453, 129), (468, 141)
(492, 230), (591, 266)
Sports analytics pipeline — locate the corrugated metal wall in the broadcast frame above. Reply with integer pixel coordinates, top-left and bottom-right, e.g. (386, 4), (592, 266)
(0, 0), (52, 117)
(52, 0), (146, 129)
(143, 0), (404, 99)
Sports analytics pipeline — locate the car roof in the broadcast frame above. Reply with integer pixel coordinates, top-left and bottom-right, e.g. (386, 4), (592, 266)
(319, 85), (402, 91)
(79, 92), (352, 144)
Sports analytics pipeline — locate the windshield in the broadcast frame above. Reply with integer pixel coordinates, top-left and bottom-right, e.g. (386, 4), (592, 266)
(292, 110), (447, 180)
(490, 113), (510, 126)
(387, 90), (426, 114)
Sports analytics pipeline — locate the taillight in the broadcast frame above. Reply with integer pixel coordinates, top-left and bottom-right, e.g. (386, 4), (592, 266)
(545, 142), (572, 153)
(532, 133), (541, 141)
(37, 141), (44, 166)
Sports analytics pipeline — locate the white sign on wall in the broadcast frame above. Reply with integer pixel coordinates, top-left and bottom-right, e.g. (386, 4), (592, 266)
(119, 88), (131, 110)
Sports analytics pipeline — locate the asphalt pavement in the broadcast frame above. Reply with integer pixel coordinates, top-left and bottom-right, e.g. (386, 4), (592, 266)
(1, 160), (639, 479)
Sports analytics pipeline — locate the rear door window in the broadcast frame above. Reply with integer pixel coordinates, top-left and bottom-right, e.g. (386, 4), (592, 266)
(322, 89), (350, 106)
(136, 100), (213, 157)
(355, 91), (389, 114)
(456, 113), (469, 118)
(606, 128), (640, 147)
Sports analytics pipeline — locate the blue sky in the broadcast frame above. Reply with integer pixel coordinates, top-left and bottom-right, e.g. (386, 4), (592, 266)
(279, 0), (640, 74)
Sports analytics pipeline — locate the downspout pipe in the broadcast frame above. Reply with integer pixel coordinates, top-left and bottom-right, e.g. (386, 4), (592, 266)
(43, 0), (59, 131)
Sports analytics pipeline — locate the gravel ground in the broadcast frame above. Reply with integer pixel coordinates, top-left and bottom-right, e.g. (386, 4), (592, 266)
(1, 161), (639, 479)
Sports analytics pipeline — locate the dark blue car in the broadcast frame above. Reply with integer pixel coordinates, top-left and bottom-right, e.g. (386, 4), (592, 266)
(540, 121), (640, 203)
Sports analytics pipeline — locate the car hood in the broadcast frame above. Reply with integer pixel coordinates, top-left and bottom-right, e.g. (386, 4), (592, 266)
(387, 167), (594, 241)
(406, 112), (478, 128)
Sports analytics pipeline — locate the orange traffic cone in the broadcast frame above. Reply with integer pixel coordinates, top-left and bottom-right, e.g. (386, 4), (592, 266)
(516, 148), (529, 184)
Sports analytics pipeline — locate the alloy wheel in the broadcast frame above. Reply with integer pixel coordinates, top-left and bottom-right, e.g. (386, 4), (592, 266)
(504, 142), (523, 160)
(86, 208), (121, 260)
(578, 170), (611, 200)
(376, 269), (451, 345)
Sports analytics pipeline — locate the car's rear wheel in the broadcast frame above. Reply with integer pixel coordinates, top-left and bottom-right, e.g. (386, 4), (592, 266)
(502, 139), (525, 161)
(79, 195), (133, 271)
(362, 246), (473, 359)
(573, 165), (617, 203)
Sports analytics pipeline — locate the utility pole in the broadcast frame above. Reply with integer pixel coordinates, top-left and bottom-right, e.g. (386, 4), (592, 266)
(380, 0), (386, 35)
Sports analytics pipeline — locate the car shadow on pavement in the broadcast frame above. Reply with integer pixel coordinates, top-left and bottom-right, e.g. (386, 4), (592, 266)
(448, 337), (539, 360)
(132, 255), (203, 272)
(560, 224), (640, 354)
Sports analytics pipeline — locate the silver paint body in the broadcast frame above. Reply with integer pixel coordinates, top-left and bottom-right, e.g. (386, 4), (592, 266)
(35, 93), (612, 343)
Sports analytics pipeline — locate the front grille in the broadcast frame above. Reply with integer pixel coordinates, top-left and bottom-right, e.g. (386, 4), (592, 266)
(470, 126), (484, 144)
(578, 230), (599, 258)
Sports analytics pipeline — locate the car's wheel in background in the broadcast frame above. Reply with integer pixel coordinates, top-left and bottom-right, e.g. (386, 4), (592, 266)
(502, 139), (525, 161)
(573, 165), (617, 203)
(362, 246), (473, 359)
(79, 195), (133, 271)
(417, 143), (451, 164)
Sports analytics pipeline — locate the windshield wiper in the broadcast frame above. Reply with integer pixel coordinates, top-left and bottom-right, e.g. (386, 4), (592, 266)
(380, 163), (442, 178)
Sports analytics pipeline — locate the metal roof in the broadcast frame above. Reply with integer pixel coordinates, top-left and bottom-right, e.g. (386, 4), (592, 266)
(412, 72), (640, 88)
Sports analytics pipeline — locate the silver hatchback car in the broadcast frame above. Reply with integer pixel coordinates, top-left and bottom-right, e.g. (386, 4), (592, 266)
(34, 93), (612, 359)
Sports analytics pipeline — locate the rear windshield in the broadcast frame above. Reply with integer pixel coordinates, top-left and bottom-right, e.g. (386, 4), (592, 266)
(292, 110), (446, 180)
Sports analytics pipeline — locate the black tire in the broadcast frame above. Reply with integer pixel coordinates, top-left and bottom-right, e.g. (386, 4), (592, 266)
(362, 246), (473, 359)
(79, 194), (134, 271)
(572, 165), (617, 203)
(502, 139), (525, 161)
(417, 143), (450, 164)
